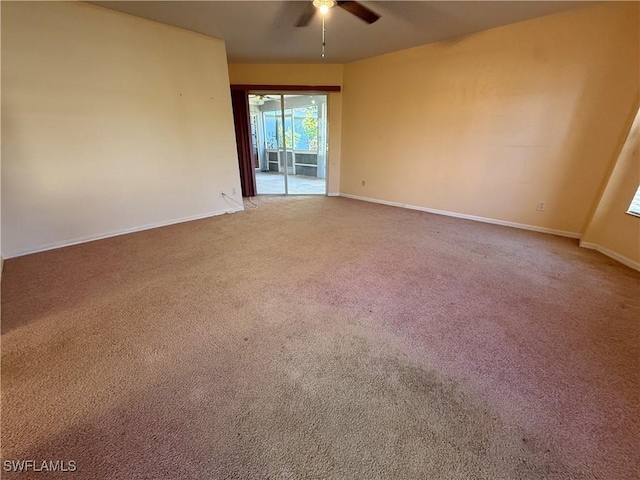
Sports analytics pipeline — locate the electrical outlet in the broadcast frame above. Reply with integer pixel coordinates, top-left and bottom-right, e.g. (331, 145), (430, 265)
(537, 201), (546, 211)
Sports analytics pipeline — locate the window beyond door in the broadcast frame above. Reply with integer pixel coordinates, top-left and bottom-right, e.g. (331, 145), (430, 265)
(627, 185), (640, 217)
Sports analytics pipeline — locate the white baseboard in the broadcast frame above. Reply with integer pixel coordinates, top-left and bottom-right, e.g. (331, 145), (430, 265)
(338, 193), (581, 239)
(327, 192), (340, 197)
(3, 206), (244, 259)
(579, 242), (640, 272)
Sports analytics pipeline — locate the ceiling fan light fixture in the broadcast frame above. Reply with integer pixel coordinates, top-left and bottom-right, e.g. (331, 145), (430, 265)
(249, 95), (265, 106)
(313, 0), (335, 15)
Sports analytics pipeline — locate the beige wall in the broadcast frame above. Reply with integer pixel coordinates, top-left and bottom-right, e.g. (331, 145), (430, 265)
(228, 64), (344, 194)
(228, 64), (343, 87)
(582, 108), (640, 267)
(2, 2), (242, 258)
(340, 2), (640, 236)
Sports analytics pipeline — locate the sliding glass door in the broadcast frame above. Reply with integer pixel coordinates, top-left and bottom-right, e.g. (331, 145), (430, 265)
(249, 92), (327, 196)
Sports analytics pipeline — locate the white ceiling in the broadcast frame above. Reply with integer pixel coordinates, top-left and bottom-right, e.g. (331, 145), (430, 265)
(91, 1), (592, 63)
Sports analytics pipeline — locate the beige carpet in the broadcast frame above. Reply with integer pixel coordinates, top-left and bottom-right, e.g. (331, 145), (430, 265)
(1, 196), (638, 479)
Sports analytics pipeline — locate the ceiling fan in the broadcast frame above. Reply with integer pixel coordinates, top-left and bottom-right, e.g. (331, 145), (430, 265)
(296, 0), (381, 27)
(249, 94), (281, 105)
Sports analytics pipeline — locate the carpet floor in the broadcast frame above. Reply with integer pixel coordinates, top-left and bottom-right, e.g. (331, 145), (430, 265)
(1, 196), (638, 479)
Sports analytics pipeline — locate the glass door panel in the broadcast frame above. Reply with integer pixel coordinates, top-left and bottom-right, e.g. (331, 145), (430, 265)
(285, 94), (327, 195)
(250, 94), (285, 195)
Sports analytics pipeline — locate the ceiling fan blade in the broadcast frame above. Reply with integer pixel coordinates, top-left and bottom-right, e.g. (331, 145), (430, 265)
(296, 2), (316, 27)
(337, 1), (380, 24)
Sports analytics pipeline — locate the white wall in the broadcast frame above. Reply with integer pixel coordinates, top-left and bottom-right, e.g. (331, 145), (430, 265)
(1, 2), (242, 258)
